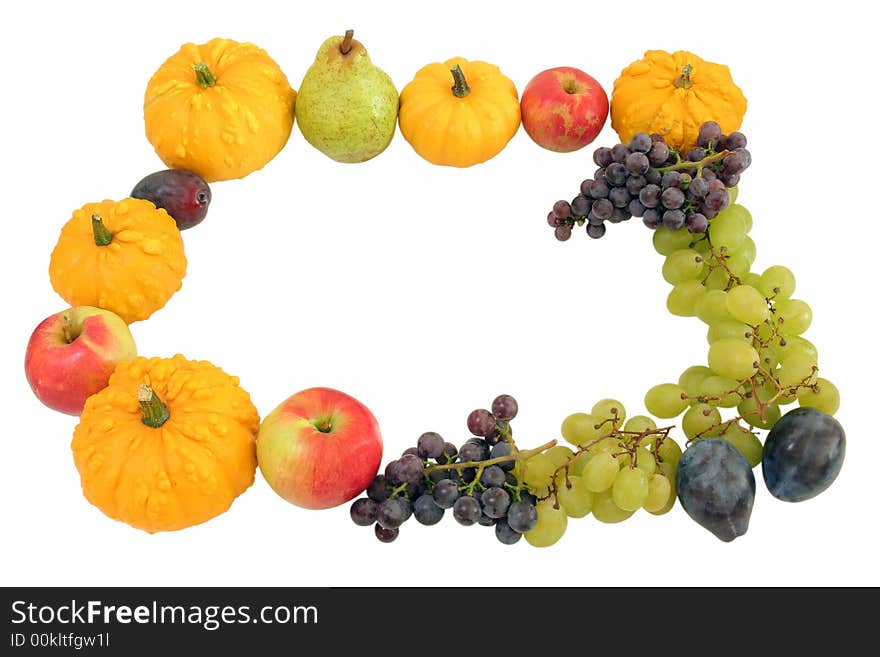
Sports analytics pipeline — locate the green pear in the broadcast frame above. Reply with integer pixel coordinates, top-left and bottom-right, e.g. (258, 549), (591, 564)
(295, 30), (399, 163)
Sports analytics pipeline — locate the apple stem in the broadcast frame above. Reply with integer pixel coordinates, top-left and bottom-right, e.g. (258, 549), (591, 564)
(340, 29), (354, 55)
(674, 64), (694, 89)
(450, 65), (471, 98)
(138, 384), (170, 428)
(91, 214), (113, 246)
(194, 61), (217, 88)
(60, 313), (79, 343)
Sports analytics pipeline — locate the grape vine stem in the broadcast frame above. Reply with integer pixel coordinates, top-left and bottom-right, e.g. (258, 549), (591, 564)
(425, 439), (557, 477)
(658, 149), (729, 176)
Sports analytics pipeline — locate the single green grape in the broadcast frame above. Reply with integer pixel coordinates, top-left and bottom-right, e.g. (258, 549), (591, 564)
(696, 289), (733, 325)
(708, 208), (747, 252)
(738, 236), (757, 266)
(726, 253), (752, 278)
(569, 451), (592, 477)
(591, 398), (626, 425)
(612, 467), (649, 512)
(720, 423), (764, 468)
(754, 320), (776, 342)
(707, 319), (751, 344)
(694, 237), (712, 257)
(588, 437), (619, 455)
(758, 344), (780, 371)
(728, 187), (740, 206)
(619, 445), (656, 474)
(642, 473), (673, 513)
(524, 500), (568, 547)
(744, 272), (762, 288)
(557, 476), (594, 518)
(634, 447), (657, 475)
(657, 436), (682, 470)
(778, 352), (818, 389)
(678, 365), (714, 397)
(726, 284), (770, 325)
(644, 383), (689, 418)
(703, 266), (732, 291)
(624, 414), (658, 435)
(653, 225), (695, 255)
(775, 298), (812, 335)
(752, 378), (780, 404)
(667, 279), (706, 317)
(545, 445), (574, 469)
(698, 375), (742, 407)
(523, 453), (556, 491)
(582, 451), (620, 493)
(662, 249), (706, 284)
(737, 396), (782, 430)
(777, 335), (818, 364)
(560, 412), (605, 446)
(725, 203), (751, 231)
(682, 403), (722, 439)
(796, 377), (840, 415)
(758, 265), (796, 300)
(591, 489), (636, 523)
(708, 338), (759, 380)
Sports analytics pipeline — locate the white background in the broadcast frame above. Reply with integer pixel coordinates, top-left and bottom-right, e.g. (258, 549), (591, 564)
(1, 0), (876, 587)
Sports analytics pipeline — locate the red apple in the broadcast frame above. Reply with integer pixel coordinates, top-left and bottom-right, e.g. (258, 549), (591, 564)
(520, 67), (609, 153)
(257, 387), (383, 510)
(24, 306), (137, 415)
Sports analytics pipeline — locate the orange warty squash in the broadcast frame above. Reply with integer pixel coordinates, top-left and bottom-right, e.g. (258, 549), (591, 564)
(49, 198), (186, 324)
(71, 355), (260, 533)
(144, 38), (296, 182)
(398, 57), (521, 167)
(610, 50), (747, 152)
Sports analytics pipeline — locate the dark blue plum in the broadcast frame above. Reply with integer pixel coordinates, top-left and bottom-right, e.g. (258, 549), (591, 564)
(676, 438), (755, 542)
(762, 408), (845, 502)
(131, 169), (211, 230)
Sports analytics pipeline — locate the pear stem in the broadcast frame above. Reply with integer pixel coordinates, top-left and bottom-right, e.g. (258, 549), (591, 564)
(91, 214), (113, 246)
(450, 65), (471, 98)
(674, 64), (693, 89)
(340, 29), (354, 55)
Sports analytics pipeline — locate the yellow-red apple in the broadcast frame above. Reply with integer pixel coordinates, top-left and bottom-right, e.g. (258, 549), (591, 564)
(257, 387), (383, 510)
(520, 67), (609, 152)
(24, 306), (137, 415)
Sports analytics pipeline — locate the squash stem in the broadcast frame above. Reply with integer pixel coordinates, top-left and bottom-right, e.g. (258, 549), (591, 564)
(91, 214), (113, 246)
(194, 62), (217, 88)
(450, 65), (471, 98)
(674, 64), (693, 89)
(138, 384), (170, 428)
(340, 29), (354, 55)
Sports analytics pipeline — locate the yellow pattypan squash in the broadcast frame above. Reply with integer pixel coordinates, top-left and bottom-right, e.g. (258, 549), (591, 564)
(49, 198), (186, 324)
(144, 38), (297, 182)
(71, 355), (260, 533)
(611, 50), (747, 152)
(398, 57), (521, 167)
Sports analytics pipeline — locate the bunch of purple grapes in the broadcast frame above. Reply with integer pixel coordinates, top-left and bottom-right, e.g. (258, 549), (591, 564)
(349, 394), (539, 544)
(547, 121), (752, 240)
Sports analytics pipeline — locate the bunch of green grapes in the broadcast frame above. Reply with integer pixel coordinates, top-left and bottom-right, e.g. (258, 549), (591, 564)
(516, 398), (683, 547)
(647, 199), (840, 464)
